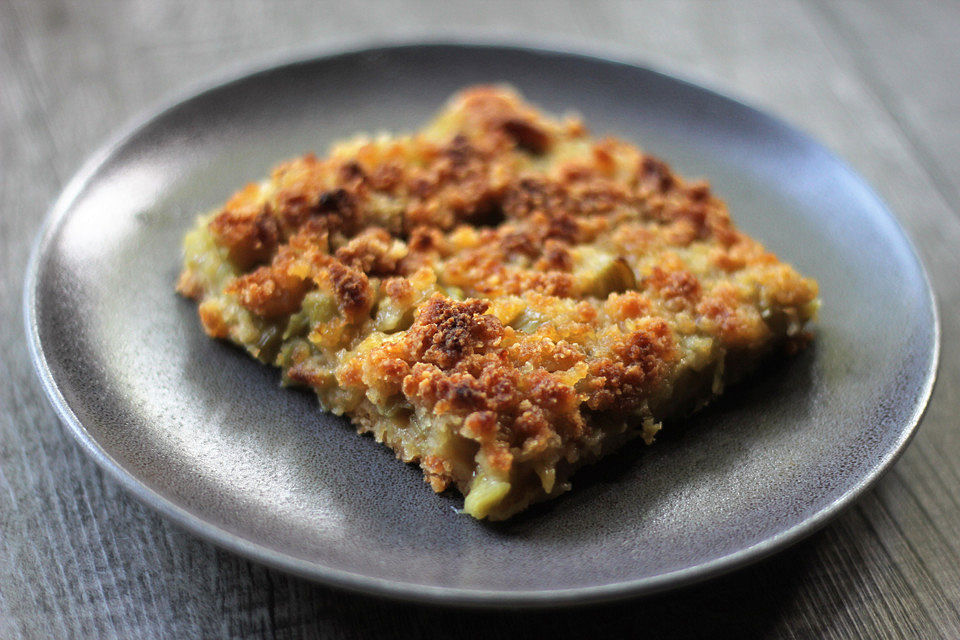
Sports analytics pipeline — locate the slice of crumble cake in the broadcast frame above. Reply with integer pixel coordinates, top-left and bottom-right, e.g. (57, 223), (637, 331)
(177, 86), (819, 520)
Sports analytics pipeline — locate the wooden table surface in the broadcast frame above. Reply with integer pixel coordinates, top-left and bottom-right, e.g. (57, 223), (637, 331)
(3, 1), (959, 637)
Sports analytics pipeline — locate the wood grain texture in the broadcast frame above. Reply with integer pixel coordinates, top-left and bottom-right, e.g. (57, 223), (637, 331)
(2, 1), (959, 637)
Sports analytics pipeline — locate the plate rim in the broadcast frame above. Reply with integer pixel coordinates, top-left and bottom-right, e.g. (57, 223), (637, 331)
(23, 38), (941, 608)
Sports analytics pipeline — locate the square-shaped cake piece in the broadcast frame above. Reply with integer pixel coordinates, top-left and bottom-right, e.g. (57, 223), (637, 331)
(177, 86), (819, 520)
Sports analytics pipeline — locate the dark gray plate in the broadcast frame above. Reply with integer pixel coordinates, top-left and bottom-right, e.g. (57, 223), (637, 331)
(25, 43), (939, 607)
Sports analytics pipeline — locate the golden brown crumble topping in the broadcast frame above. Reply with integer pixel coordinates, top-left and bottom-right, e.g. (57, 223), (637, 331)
(177, 85), (819, 520)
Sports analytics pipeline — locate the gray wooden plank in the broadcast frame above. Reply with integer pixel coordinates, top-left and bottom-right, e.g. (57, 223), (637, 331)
(810, 0), (960, 217)
(2, 0), (960, 638)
